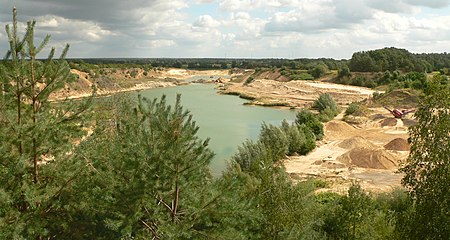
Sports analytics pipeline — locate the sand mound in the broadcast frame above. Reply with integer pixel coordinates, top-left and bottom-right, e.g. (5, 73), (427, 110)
(380, 118), (398, 127)
(337, 147), (398, 170)
(384, 138), (410, 151)
(326, 120), (355, 132)
(338, 136), (377, 149)
(325, 121), (356, 139)
(371, 114), (386, 121)
(402, 119), (417, 127)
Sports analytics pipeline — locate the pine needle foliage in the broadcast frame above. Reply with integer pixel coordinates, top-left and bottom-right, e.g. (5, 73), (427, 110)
(69, 94), (214, 239)
(0, 8), (92, 239)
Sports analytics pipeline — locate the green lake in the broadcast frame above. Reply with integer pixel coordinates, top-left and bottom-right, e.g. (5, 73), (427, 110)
(138, 84), (297, 176)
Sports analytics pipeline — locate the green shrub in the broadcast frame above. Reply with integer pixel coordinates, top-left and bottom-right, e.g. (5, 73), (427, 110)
(259, 123), (289, 162)
(295, 109), (324, 140)
(309, 64), (329, 79)
(297, 124), (316, 153)
(281, 120), (307, 155)
(232, 140), (271, 173)
(345, 102), (368, 116)
(313, 93), (338, 112)
(244, 76), (254, 85)
(318, 106), (339, 122)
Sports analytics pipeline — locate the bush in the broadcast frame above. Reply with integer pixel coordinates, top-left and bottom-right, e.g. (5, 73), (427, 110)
(295, 110), (324, 140)
(281, 120), (307, 155)
(338, 66), (351, 78)
(313, 94), (340, 122)
(318, 106), (339, 122)
(244, 76), (254, 85)
(345, 102), (368, 117)
(259, 123), (289, 162)
(309, 64), (329, 79)
(297, 124), (316, 154)
(232, 140), (272, 173)
(313, 93), (338, 113)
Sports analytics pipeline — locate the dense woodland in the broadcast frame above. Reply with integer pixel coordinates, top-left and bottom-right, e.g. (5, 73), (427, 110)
(1, 9), (450, 239)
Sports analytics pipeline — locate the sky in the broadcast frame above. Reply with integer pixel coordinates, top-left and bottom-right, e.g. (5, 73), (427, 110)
(0, 0), (450, 59)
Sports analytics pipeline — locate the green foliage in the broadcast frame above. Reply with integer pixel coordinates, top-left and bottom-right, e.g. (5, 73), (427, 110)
(345, 102), (368, 117)
(338, 66), (351, 78)
(309, 64), (329, 79)
(0, 8), (92, 239)
(349, 47), (425, 72)
(259, 123), (289, 161)
(295, 109), (324, 140)
(400, 81), (450, 239)
(312, 93), (340, 122)
(232, 140), (272, 173)
(244, 76), (254, 85)
(320, 183), (395, 239)
(280, 120), (315, 155)
(313, 93), (338, 113)
(68, 94), (214, 239)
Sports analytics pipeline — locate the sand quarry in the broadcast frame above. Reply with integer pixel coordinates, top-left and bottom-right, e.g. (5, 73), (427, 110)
(66, 67), (414, 193)
(220, 73), (414, 193)
(284, 112), (412, 193)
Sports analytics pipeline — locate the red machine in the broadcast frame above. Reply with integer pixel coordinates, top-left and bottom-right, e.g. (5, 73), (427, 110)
(383, 106), (415, 119)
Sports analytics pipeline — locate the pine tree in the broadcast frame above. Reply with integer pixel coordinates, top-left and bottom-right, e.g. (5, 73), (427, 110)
(0, 8), (92, 238)
(69, 94), (214, 239)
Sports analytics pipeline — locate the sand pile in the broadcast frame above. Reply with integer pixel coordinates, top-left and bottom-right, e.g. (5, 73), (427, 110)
(337, 147), (398, 170)
(380, 118), (398, 127)
(371, 114), (387, 121)
(338, 136), (377, 149)
(325, 120), (356, 139)
(402, 119), (417, 127)
(384, 138), (410, 151)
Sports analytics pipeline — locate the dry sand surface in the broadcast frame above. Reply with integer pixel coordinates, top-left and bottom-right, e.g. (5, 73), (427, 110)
(284, 110), (413, 193)
(52, 68), (230, 100)
(222, 79), (379, 108)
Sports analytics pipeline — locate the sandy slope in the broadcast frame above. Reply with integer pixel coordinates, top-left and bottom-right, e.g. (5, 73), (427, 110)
(51, 68), (230, 100)
(284, 110), (412, 193)
(222, 79), (380, 108)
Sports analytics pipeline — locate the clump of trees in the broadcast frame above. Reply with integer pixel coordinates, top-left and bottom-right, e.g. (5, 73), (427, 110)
(349, 47), (428, 72)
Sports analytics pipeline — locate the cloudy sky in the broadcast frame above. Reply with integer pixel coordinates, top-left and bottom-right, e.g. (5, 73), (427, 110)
(1, 0), (450, 59)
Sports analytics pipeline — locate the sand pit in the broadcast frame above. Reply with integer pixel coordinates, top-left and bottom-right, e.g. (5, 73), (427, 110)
(338, 136), (377, 149)
(384, 138), (410, 151)
(337, 147), (398, 170)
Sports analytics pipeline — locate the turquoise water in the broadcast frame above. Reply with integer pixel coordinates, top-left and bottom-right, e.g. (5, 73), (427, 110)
(138, 84), (297, 176)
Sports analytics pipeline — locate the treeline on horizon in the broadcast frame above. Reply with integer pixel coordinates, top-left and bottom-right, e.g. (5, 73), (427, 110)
(68, 47), (450, 72)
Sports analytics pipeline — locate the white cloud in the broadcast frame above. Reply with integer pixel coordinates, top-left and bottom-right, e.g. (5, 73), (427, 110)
(194, 15), (221, 28)
(404, 0), (450, 8)
(149, 39), (176, 48)
(1, 0), (449, 58)
(35, 15), (115, 42)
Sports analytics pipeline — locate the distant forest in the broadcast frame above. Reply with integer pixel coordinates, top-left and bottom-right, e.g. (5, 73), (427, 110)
(69, 47), (450, 73)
